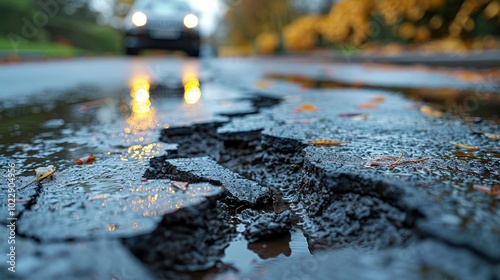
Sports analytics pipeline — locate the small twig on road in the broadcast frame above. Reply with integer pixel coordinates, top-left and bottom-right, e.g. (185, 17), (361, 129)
(390, 158), (429, 168)
(389, 152), (404, 168)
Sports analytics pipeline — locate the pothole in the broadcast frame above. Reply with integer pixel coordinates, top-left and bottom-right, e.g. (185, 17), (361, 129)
(136, 93), (419, 277)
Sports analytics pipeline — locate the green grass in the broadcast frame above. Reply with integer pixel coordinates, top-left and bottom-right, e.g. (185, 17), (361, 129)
(0, 37), (86, 57)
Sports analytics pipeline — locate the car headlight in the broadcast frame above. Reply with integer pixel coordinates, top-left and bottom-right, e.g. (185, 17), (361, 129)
(183, 14), (198, 29)
(132, 12), (147, 27)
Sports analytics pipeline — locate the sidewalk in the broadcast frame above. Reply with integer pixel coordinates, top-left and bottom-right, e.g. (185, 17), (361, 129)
(323, 49), (500, 68)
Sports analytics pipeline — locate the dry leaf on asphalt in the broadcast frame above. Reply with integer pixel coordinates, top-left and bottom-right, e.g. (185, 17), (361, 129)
(255, 80), (271, 89)
(358, 102), (379, 109)
(370, 95), (386, 103)
(171, 181), (189, 191)
(292, 103), (318, 113)
(474, 185), (500, 195)
(420, 105), (443, 117)
(75, 155), (96, 165)
(306, 140), (350, 147)
(339, 113), (368, 120)
(483, 132), (500, 141)
(450, 141), (480, 150)
(20, 165), (57, 190)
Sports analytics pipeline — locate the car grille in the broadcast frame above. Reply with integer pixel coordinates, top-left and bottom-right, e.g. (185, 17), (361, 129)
(148, 20), (184, 29)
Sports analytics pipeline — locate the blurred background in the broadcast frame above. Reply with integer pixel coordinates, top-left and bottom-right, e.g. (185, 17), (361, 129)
(0, 0), (499, 59)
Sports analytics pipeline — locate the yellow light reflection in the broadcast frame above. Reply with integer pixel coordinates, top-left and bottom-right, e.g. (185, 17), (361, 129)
(130, 76), (151, 114)
(124, 74), (161, 144)
(183, 72), (201, 105)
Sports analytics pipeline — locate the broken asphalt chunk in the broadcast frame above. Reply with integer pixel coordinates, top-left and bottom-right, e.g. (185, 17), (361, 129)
(156, 157), (272, 207)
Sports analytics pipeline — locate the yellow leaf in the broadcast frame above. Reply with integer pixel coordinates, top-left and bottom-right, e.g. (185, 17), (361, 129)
(450, 141), (480, 150)
(420, 105), (443, 117)
(35, 165), (56, 180)
(484, 132), (500, 141)
(255, 80), (271, 89)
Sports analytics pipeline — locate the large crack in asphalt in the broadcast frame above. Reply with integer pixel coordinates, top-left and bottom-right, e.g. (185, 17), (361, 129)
(127, 84), (500, 278)
(5, 82), (497, 279)
(131, 94), (424, 277)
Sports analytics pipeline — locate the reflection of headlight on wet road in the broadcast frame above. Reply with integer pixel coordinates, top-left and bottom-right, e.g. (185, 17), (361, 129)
(184, 87), (201, 104)
(130, 76), (151, 113)
(134, 88), (149, 104)
(182, 74), (201, 104)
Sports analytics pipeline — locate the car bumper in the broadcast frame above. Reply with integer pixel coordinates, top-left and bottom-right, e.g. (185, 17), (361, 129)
(124, 28), (200, 50)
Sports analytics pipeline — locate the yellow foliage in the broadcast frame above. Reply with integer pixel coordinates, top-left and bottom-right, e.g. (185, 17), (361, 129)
(277, 0), (498, 50)
(283, 15), (320, 51)
(256, 32), (280, 54)
(318, 0), (374, 45)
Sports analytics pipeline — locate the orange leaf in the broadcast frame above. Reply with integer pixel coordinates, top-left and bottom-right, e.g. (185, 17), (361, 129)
(76, 155), (96, 165)
(293, 103), (318, 113)
(370, 95), (386, 103)
(474, 185), (500, 195)
(306, 140), (350, 147)
(358, 102), (379, 109)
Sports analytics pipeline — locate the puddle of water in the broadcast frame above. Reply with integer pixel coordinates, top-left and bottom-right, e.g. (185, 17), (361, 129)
(265, 73), (500, 119)
(0, 70), (315, 278)
(195, 229), (310, 280)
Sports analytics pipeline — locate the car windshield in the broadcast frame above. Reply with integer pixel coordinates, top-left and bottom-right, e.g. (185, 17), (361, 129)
(138, 1), (191, 14)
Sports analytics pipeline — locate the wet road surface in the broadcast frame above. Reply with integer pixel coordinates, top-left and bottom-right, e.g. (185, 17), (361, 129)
(0, 56), (499, 279)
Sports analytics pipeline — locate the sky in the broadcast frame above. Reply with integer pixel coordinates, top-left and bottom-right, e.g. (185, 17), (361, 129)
(89, 0), (225, 35)
(186, 0), (225, 35)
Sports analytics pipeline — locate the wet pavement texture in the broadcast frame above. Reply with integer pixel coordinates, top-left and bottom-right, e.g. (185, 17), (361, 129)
(0, 57), (499, 279)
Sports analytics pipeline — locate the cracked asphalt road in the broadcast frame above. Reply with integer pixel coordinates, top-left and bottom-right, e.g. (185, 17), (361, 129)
(0, 56), (499, 279)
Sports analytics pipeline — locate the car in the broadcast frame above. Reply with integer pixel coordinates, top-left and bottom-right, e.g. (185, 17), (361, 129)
(122, 0), (201, 57)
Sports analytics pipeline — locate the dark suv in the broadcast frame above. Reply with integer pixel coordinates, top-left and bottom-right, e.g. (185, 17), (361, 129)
(123, 0), (200, 57)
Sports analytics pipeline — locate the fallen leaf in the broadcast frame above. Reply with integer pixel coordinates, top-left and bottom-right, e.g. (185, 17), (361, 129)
(255, 80), (271, 89)
(21, 165), (56, 190)
(484, 132), (500, 141)
(420, 105), (443, 117)
(35, 165), (56, 180)
(293, 103), (318, 113)
(75, 155), (96, 165)
(358, 102), (379, 109)
(474, 185), (500, 195)
(306, 140), (350, 147)
(370, 95), (386, 103)
(339, 113), (368, 120)
(171, 181), (189, 191)
(450, 141), (480, 150)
